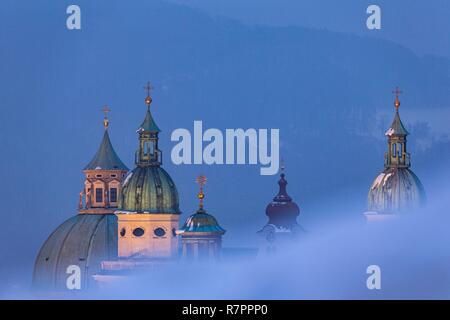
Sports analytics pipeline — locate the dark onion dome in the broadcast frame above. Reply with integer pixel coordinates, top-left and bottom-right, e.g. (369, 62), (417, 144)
(367, 88), (426, 215)
(118, 89), (180, 214)
(120, 166), (180, 213)
(33, 214), (117, 291)
(178, 208), (226, 235)
(265, 172), (300, 228)
(84, 130), (128, 171)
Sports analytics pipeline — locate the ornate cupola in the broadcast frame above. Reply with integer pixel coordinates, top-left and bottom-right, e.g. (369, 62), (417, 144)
(366, 88), (426, 221)
(384, 87), (410, 169)
(177, 175), (226, 261)
(258, 165), (301, 247)
(119, 83), (180, 214)
(116, 83), (180, 259)
(135, 83), (162, 166)
(79, 106), (129, 214)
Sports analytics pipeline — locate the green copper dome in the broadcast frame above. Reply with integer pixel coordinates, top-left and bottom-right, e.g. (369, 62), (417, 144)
(119, 166), (180, 213)
(118, 91), (180, 214)
(178, 209), (225, 234)
(33, 214), (118, 292)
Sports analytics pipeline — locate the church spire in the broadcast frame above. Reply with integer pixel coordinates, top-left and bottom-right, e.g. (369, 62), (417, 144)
(84, 108), (128, 171)
(385, 87), (410, 168)
(135, 82), (162, 166)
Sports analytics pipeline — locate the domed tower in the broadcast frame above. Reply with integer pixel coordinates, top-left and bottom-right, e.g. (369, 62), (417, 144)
(365, 88), (426, 221)
(258, 165), (301, 247)
(116, 83), (181, 259)
(177, 175), (225, 261)
(33, 108), (128, 292)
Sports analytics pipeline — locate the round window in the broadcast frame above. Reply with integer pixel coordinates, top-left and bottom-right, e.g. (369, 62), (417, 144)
(120, 228), (126, 237)
(132, 227), (145, 237)
(154, 227), (166, 237)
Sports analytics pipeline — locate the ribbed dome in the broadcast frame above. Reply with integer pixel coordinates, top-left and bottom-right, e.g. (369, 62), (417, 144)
(33, 214), (117, 292)
(368, 167), (426, 214)
(179, 209), (225, 234)
(120, 166), (180, 213)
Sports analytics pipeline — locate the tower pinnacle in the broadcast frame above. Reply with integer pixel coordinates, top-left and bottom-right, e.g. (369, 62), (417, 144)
(196, 175), (207, 211)
(143, 82), (154, 107)
(392, 86), (402, 111)
(102, 105), (110, 129)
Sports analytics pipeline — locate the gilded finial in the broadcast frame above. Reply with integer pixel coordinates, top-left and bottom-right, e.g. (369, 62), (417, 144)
(196, 175), (207, 210)
(143, 82), (154, 107)
(392, 86), (402, 111)
(102, 105), (111, 129)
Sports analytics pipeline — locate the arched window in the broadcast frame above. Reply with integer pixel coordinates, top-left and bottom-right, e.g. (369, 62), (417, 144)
(392, 143), (397, 157)
(398, 143), (403, 158)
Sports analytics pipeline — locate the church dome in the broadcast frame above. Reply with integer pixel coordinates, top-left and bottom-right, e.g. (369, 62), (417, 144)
(179, 209), (225, 234)
(368, 167), (426, 214)
(33, 214), (117, 292)
(366, 88), (426, 216)
(118, 93), (180, 214)
(120, 166), (180, 213)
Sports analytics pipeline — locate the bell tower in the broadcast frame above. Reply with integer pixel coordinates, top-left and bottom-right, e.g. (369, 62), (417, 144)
(135, 82), (162, 166)
(384, 87), (410, 169)
(79, 106), (129, 214)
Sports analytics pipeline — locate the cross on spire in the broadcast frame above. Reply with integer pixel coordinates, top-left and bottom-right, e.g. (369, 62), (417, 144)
(392, 86), (402, 110)
(102, 105), (111, 129)
(196, 175), (207, 210)
(143, 82), (154, 107)
(144, 82), (154, 96)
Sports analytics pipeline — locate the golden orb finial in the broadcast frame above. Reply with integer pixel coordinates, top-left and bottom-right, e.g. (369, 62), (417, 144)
(392, 86), (402, 111)
(196, 175), (207, 210)
(143, 82), (154, 107)
(102, 105), (111, 129)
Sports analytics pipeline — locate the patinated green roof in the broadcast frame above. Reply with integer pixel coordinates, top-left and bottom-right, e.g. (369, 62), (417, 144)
(385, 111), (409, 136)
(84, 130), (129, 171)
(138, 108), (161, 133)
(179, 209), (225, 234)
(119, 166), (180, 214)
(33, 214), (118, 291)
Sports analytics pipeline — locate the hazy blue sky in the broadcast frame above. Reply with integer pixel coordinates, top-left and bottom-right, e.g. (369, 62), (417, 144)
(169, 0), (450, 58)
(0, 0), (449, 296)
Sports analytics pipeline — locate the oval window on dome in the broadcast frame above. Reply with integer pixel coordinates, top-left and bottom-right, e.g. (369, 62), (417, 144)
(154, 227), (166, 237)
(120, 228), (126, 237)
(132, 227), (145, 237)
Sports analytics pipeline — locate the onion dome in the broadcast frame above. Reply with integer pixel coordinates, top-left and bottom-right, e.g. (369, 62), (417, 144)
(119, 83), (180, 214)
(265, 171), (300, 228)
(33, 214), (117, 291)
(367, 88), (426, 215)
(178, 175), (225, 236)
(84, 107), (128, 171)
